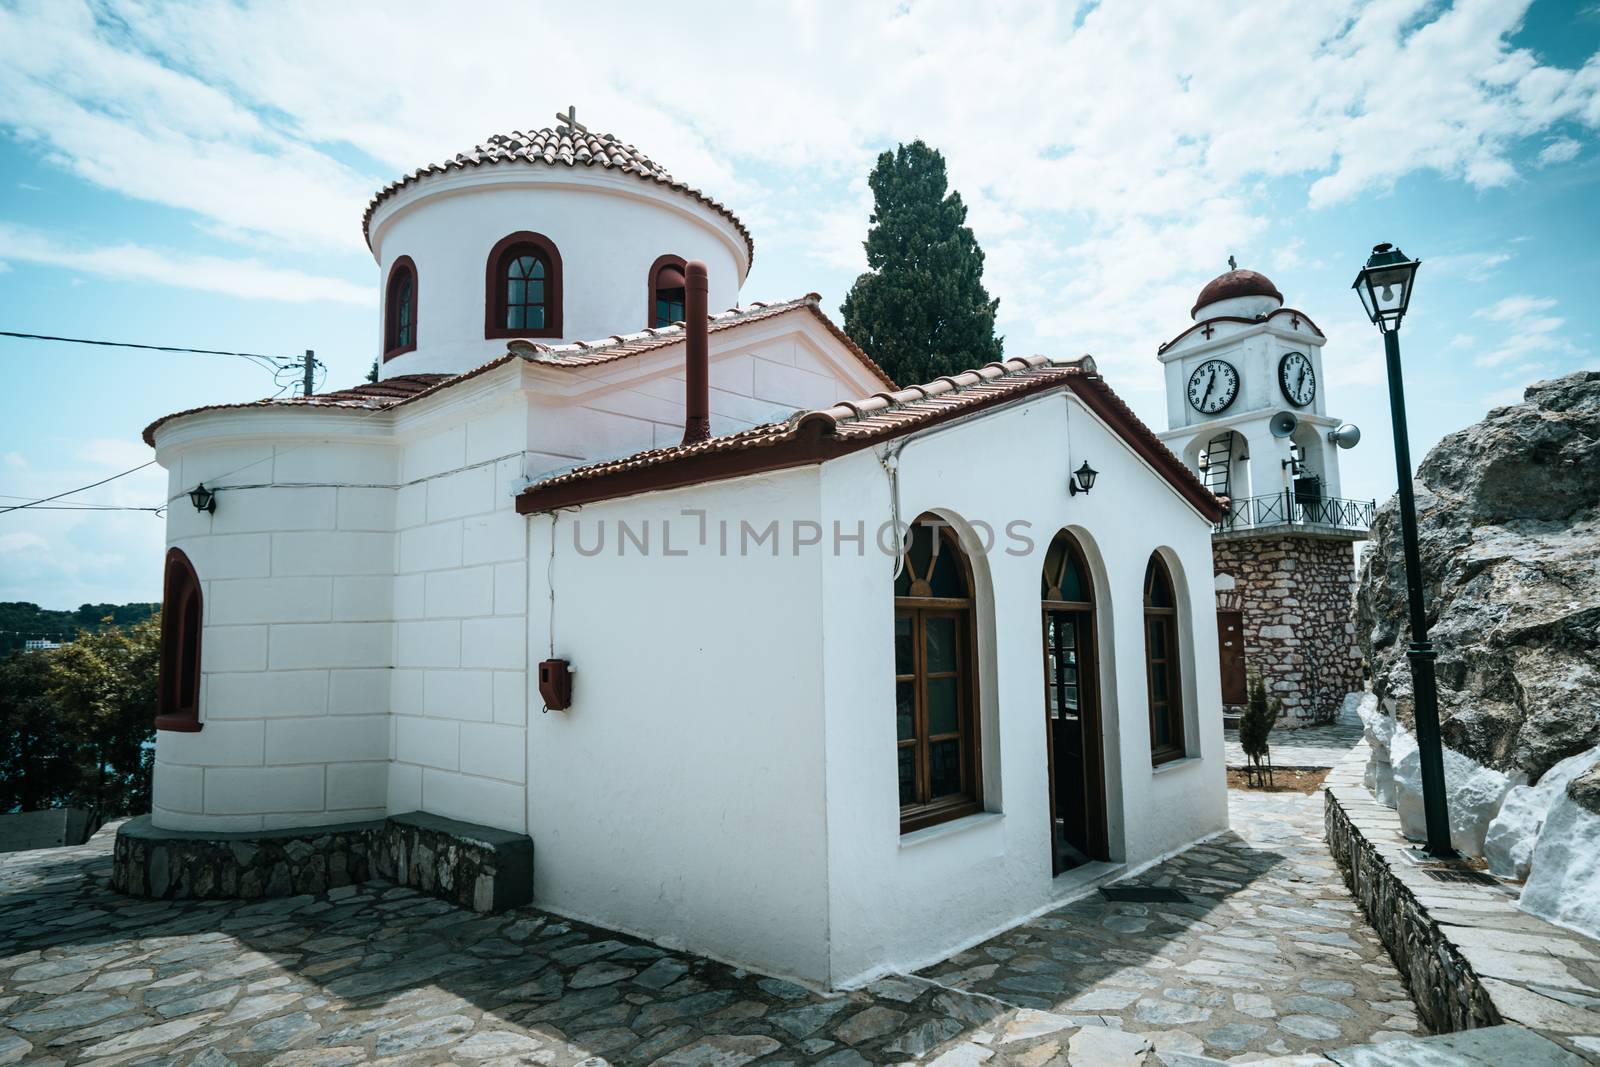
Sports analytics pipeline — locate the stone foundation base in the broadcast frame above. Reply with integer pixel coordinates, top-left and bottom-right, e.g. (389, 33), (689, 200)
(112, 810), (532, 913)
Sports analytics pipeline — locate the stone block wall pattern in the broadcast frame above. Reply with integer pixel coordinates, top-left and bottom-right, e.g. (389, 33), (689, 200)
(1213, 533), (1362, 723)
(112, 810), (532, 913)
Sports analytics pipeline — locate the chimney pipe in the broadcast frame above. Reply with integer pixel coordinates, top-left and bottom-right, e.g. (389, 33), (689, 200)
(682, 260), (710, 445)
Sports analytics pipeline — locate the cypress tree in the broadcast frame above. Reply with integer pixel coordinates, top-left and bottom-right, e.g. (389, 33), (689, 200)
(841, 140), (1003, 385)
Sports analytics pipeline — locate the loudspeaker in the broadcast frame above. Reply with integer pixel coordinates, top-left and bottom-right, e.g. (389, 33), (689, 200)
(1269, 410), (1299, 438)
(1328, 422), (1362, 449)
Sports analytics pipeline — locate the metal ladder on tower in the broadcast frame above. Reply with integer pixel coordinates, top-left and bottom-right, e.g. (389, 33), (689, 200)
(1202, 432), (1233, 498)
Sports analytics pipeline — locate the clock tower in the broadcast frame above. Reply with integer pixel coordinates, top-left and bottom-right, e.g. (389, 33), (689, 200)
(1156, 264), (1372, 725)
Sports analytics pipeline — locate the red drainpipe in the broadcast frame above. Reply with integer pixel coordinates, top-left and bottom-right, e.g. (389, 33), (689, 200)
(682, 260), (710, 446)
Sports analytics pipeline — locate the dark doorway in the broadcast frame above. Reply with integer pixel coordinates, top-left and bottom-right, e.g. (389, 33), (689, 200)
(1041, 532), (1109, 875)
(1217, 609), (1247, 706)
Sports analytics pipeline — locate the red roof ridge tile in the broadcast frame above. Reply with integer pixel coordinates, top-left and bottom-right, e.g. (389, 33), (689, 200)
(362, 123), (755, 264)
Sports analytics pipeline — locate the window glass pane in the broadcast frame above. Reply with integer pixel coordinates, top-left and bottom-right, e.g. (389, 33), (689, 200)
(1042, 538), (1065, 598)
(925, 616), (956, 673)
(894, 560), (912, 597)
(929, 542), (966, 597)
(529, 306), (545, 329)
(531, 258), (545, 279)
(508, 279), (526, 305)
(1152, 665), (1168, 703)
(1062, 554), (1087, 601)
(898, 747), (916, 805)
(1148, 618), (1167, 659)
(897, 681), (915, 741)
(529, 280), (544, 304)
(929, 739), (962, 798)
(1147, 560), (1173, 607)
(895, 615), (913, 675)
(506, 306), (523, 330)
(927, 677), (958, 735)
(1154, 709), (1171, 746)
(512, 255), (537, 280)
(655, 298), (670, 327)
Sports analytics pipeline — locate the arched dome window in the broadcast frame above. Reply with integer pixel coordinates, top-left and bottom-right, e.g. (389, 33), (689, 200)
(648, 254), (687, 328)
(383, 256), (417, 360)
(485, 232), (563, 339)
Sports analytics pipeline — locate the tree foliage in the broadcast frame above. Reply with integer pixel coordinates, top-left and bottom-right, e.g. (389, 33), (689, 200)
(0, 614), (158, 818)
(1240, 673), (1280, 788)
(0, 600), (158, 654)
(841, 140), (1003, 386)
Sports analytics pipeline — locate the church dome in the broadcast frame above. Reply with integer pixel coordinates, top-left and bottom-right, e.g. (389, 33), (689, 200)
(363, 118), (754, 263)
(1191, 268), (1283, 319)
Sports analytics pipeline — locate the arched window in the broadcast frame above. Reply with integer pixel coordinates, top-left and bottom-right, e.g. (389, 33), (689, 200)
(383, 256), (417, 360)
(648, 254), (687, 328)
(1144, 554), (1184, 765)
(895, 515), (982, 832)
(485, 231), (562, 339)
(155, 548), (203, 732)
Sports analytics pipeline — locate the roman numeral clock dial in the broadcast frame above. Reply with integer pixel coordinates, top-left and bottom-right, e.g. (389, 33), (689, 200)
(1186, 359), (1239, 415)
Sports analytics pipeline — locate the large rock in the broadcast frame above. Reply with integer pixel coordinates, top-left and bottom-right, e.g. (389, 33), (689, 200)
(1355, 370), (1600, 786)
(1389, 722), (1520, 854)
(1484, 745), (1600, 880)
(1519, 785), (1600, 938)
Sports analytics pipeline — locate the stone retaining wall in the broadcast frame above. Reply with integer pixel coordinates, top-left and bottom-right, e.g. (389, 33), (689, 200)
(113, 810), (532, 913)
(1325, 745), (1600, 1061)
(1323, 759), (1500, 1033)
(1214, 533), (1362, 723)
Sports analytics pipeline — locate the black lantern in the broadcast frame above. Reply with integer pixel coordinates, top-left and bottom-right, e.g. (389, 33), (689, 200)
(189, 483), (216, 514)
(1069, 460), (1098, 496)
(1351, 242), (1420, 333)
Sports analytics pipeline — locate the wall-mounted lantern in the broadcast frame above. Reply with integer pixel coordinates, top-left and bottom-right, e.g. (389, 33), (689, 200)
(188, 483), (216, 514)
(1069, 460), (1099, 496)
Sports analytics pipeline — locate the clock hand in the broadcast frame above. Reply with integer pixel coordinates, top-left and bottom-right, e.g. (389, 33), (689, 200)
(1201, 371), (1216, 407)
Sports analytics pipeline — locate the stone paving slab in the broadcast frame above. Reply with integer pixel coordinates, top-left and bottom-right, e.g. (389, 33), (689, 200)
(0, 790), (1417, 1066)
(1225, 716), (1365, 770)
(920, 789), (1420, 1063)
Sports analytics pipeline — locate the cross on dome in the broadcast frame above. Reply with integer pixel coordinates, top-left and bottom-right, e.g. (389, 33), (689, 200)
(556, 106), (587, 133)
(1228, 254), (1237, 271)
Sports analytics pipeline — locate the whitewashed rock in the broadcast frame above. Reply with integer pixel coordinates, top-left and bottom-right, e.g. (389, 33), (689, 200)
(1392, 727), (1519, 855)
(1485, 745), (1600, 879)
(1519, 788), (1600, 940)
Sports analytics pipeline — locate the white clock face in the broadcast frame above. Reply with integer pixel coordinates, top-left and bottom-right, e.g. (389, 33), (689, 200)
(1187, 359), (1239, 415)
(1279, 352), (1316, 407)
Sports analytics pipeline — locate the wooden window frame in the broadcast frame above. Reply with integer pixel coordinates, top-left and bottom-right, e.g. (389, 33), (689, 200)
(484, 231), (563, 339)
(647, 253), (687, 329)
(896, 519), (983, 834)
(155, 547), (203, 733)
(383, 255), (418, 360)
(1144, 554), (1185, 765)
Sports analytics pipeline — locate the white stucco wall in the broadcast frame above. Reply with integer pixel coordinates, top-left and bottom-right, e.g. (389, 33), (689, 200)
(152, 425), (398, 832)
(370, 171), (747, 378)
(147, 315), (885, 836)
(524, 470), (833, 982)
(818, 390), (1226, 986)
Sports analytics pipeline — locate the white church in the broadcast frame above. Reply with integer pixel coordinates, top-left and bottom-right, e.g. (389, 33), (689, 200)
(131, 111), (1233, 989)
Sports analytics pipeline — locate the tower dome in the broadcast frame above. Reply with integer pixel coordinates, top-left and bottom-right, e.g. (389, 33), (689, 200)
(366, 109), (751, 377)
(1191, 268), (1283, 320)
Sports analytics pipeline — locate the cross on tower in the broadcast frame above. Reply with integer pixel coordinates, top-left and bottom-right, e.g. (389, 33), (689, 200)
(1228, 255), (1237, 271)
(1201, 323), (1216, 339)
(556, 106), (587, 133)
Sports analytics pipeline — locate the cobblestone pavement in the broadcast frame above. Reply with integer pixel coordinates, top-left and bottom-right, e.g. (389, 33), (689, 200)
(1224, 715), (1365, 770)
(0, 789), (1414, 1066)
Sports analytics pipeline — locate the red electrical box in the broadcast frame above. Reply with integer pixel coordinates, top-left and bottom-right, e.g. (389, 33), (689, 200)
(538, 658), (572, 711)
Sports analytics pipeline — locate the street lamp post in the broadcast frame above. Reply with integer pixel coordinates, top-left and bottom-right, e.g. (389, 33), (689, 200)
(1352, 242), (1454, 858)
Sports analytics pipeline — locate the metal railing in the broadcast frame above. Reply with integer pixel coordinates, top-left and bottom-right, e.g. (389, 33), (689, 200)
(1216, 491), (1375, 534)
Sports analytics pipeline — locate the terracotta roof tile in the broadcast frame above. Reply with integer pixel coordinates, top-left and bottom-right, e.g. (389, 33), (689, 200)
(363, 123), (754, 263)
(141, 375), (448, 446)
(515, 355), (1225, 521)
(142, 296), (891, 446)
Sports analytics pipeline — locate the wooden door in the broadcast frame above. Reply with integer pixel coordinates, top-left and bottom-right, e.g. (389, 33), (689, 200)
(1044, 607), (1108, 874)
(1217, 609), (1247, 706)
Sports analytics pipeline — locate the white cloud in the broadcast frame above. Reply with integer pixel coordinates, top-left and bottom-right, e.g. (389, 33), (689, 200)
(1470, 294), (1575, 367)
(0, 222), (370, 305)
(1538, 137), (1582, 165)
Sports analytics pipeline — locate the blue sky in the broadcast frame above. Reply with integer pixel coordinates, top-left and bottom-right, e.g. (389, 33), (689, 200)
(1, 0), (1597, 609)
